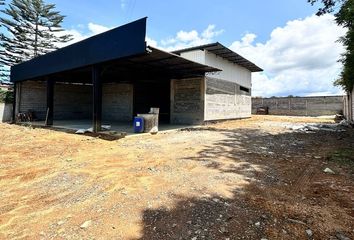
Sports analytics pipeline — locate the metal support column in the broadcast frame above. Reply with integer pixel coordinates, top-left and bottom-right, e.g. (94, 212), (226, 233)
(92, 66), (102, 132)
(12, 82), (17, 123)
(46, 78), (54, 126)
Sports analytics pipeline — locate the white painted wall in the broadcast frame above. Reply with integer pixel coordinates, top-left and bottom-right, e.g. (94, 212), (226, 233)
(204, 51), (252, 88)
(179, 49), (252, 89)
(179, 49), (206, 64)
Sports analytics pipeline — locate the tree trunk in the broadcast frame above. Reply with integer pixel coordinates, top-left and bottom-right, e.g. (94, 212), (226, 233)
(34, 16), (39, 57)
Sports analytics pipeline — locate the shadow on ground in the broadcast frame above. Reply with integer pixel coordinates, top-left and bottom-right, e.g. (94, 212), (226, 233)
(134, 126), (354, 240)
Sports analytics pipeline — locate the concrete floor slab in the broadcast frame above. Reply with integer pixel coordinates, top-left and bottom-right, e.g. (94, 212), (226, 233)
(25, 120), (195, 136)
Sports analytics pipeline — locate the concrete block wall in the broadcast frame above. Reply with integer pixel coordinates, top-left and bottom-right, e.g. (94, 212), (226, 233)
(0, 102), (12, 122)
(102, 83), (133, 122)
(170, 78), (204, 124)
(54, 83), (92, 120)
(252, 96), (344, 116)
(18, 81), (47, 120)
(18, 81), (134, 122)
(205, 77), (251, 121)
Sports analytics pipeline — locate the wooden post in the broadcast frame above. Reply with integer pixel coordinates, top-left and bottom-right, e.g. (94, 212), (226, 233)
(92, 66), (102, 133)
(12, 82), (17, 123)
(46, 78), (54, 126)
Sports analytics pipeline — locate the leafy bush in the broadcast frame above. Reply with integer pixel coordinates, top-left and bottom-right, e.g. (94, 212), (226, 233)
(0, 89), (13, 103)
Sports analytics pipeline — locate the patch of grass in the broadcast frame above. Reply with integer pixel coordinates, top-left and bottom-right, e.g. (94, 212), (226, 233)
(327, 149), (354, 168)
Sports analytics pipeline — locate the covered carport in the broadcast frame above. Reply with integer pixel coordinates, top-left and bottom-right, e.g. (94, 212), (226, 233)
(11, 18), (218, 133)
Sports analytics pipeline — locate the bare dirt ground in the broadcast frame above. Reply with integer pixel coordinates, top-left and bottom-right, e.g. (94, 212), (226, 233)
(0, 115), (353, 240)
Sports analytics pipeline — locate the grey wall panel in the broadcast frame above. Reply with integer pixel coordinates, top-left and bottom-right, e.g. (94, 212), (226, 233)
(19, 81), (47, 120)
(170, 78), (204, 124)
(54, 83), (92, 120)
(102, 83), (133, 122)
(204, 77), (251, 121)
(252, 96), (344, 116)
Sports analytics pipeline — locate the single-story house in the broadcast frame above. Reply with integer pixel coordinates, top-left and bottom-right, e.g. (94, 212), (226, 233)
(11, 18), (262, 133)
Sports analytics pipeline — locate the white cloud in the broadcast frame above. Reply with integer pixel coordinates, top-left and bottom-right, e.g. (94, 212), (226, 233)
(177, 30), (199, 42)
(146, 36), (158, 47)
(121, 0), (127, 9)
(88, 23), (111, 35)
(157, 24), (224, 51)
(230, 14), (346, 97)
(202, 25), (224, 39)
(57, 23), (113, 48)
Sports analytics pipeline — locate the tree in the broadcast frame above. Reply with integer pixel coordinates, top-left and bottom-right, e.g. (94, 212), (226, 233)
(308, 0), (346, 15)
(0, 0), (7, 82)
(309, 0), (354, 92)
(0, 0), (72, 80)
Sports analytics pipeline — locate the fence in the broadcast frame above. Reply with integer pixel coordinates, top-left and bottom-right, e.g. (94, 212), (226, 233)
(252, 96), (344, 116)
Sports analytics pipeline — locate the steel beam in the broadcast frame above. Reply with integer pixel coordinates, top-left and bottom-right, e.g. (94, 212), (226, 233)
(92, 66), (102, 133)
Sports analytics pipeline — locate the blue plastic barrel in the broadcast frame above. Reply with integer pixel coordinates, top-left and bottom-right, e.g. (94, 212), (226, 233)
(133, 117), (144, 133)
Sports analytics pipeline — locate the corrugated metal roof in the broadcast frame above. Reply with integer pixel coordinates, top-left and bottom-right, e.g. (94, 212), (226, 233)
(136, 46), (220, 75)
(173, 42), (263, 72)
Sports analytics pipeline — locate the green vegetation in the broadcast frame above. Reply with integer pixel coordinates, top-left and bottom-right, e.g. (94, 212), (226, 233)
(0, 88), (13, 103)
(327, 148), (354, 169)
(0, 0), (73, 81)
(309, 0), (354, 92)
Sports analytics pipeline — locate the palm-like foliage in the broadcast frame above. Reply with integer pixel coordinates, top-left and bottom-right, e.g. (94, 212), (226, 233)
(0, 0), (73, 81)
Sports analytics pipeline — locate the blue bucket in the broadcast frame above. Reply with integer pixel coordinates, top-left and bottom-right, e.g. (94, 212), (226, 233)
(133, 117), (144, 133)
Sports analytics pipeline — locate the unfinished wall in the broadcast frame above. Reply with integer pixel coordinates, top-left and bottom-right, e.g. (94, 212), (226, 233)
(0, 102), (12, 122)
(103, 83), (133, 122)
(18, 81), (47, 120)
(17, 81), (135, 122)
(252, 96), (344, 116)
(54, 83), (92, 120)
(205, 77), (251, 121)
(170, 78), (204, 124)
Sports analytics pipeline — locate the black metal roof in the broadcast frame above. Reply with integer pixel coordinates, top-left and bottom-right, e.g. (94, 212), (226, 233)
(173, 42), (263, 72)
(10, 18), (220, 83)
(11, 18), (148, 82)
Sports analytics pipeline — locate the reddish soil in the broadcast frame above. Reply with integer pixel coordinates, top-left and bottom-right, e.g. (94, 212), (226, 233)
(0, 115), (353, 240)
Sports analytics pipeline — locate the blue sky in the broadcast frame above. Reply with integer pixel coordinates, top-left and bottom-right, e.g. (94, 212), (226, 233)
(54, 0), (319, 45)
(1, 0), (346, 97)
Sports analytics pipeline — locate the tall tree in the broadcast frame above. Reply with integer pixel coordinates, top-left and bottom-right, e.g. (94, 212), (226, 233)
(308, 0), (354, 92)
(0, 0), (72, 80)
(0, 0), (7, 82)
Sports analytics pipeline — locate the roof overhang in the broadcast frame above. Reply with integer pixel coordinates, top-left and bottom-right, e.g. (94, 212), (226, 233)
(11, 18), (148, 82)
(173, 42), (263, 72)
(130, 46), (220, 76)
(10, 18), (220, 82)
